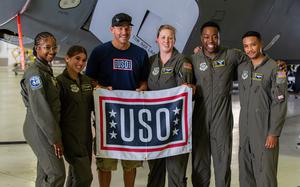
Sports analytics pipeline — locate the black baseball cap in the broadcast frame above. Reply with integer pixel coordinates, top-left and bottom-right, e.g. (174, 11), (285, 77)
(111, 13), (133, 26)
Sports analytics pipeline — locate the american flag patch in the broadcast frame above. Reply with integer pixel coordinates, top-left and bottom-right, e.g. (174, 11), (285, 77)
(183, 63), (192, 70)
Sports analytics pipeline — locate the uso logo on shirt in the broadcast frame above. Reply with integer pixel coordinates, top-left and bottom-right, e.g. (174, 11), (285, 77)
(113, 58), (132, 71)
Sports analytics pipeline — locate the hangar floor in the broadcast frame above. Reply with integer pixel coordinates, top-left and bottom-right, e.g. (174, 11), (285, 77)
(0, 66), (299, 187)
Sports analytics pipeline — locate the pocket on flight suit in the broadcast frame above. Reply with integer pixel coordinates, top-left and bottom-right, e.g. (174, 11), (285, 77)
(255, 108), (270, 138)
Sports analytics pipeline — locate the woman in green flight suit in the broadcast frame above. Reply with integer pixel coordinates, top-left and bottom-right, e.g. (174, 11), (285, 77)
(57, 46), (94, 187)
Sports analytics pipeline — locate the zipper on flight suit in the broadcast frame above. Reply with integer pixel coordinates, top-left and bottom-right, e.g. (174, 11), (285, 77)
(245, 64), (253, 138)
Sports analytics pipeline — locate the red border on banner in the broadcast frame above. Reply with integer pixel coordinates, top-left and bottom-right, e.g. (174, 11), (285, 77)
(98, 92), (189, 152)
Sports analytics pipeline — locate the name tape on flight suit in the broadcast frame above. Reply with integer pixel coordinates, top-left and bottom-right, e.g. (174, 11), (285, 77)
(213, 60), (225, 68)
(162, 67), (173, 74)
(81, 84), (92, 91)
(252, 73), (264, 81)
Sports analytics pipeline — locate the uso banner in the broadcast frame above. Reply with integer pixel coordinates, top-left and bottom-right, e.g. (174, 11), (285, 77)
(94, 86), (192, 160)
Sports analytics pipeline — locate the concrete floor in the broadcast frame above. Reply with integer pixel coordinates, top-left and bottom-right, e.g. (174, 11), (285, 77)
(0, 67), (299, 187)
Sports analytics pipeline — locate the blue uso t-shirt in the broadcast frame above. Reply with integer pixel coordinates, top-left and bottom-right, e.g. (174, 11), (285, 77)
(86, 42), (149, 90)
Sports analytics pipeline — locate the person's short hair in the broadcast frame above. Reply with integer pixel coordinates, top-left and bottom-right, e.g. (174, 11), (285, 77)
(242, 31), (262, 41)
(201, 21), (220, 33)
(156, 24), (176, 40)
(111, 13), (133, 27)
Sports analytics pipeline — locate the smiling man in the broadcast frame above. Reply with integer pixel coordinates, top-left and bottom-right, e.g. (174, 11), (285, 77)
(238, 31), (287, 187)
(85, 13), (149, 187)
(190, 21), (248, 187)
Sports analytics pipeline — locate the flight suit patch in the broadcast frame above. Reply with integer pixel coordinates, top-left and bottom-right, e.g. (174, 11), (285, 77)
(70, 84), (80, 93)
(29, 76), (42, 90)
(252, 73), (264, 81)
(152, 67), (159, 76)
(82, 84), (92, 92)
(276, 71), (286, 84)
(199, 62), (208, 71)
(275, 86), (285, 102)
(241, 70), (249, 80)
(213, 60), (225, 68)
(183, 63), (192, 70)
(162, 67), (173, 74)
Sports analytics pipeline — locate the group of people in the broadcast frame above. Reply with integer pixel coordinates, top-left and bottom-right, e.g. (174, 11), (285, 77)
(20, 12), (287, 187)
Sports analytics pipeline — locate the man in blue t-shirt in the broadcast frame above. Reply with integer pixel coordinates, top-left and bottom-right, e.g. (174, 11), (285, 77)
(86, 13), (149, 187)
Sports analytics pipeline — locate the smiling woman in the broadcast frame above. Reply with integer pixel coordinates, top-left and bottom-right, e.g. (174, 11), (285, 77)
(147, 24), (194, 187)
(20, 32), (66, 186)
(56, 45), (94, 187)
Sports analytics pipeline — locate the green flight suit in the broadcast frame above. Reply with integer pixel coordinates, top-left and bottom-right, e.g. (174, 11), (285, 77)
(147, 49), (193, 187)
(238, 56), (287, 187)
(20, 59), (65, 187)
(57, 69), (94, 187)
(191, 47), (247, 187)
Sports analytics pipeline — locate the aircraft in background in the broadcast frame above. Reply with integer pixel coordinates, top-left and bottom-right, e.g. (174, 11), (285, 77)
(1, 0), (299, 64)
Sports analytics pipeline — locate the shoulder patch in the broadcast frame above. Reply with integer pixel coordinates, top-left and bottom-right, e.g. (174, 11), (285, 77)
(29, 75), (42, 90)
(183, 62), (192, 70)
(276, 71), (286, 78)
(276, 71), (286, 84)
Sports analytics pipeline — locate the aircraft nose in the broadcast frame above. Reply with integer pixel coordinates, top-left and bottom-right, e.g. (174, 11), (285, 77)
(0, 0), (29, 26)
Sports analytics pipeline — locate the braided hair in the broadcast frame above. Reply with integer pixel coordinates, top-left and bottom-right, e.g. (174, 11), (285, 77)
(32, 32), (56, 56)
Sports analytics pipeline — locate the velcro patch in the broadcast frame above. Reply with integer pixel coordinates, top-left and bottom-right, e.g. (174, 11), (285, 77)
(162, 67), (173, 74)
(277, 71), (286, 78)
(82, 84), (92, 92)
(278, 95), (284, 100)
(276, 71), (286, 84)
(29, 75), (42, 90)
(252, 73), (263, 81)
(213, 60), (225, 67)
(183, 63), (192, 70)
(70, 84), (80, 93)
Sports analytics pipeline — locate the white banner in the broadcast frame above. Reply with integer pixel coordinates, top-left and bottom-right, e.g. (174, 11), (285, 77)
(94, 86), (192, 160)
